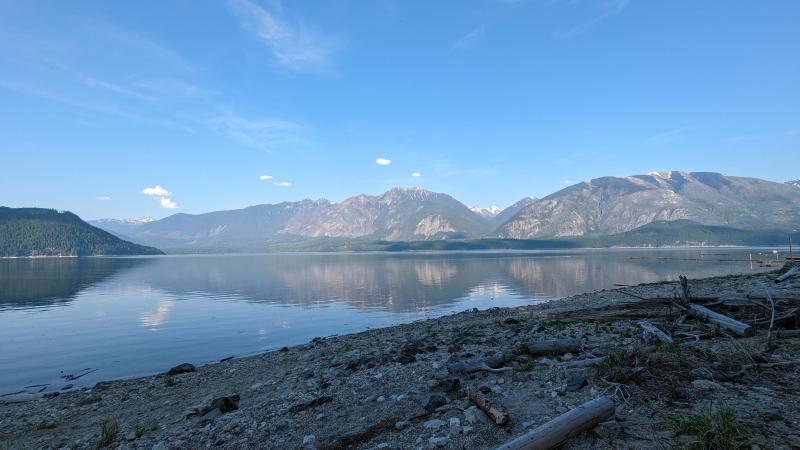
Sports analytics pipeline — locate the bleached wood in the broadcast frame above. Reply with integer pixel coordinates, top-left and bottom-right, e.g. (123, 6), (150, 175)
(686, 304), (755, 337)
(494, 396), (615, 450)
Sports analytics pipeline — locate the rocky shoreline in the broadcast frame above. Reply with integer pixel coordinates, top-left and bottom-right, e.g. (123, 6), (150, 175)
(2, 269), (799, 449)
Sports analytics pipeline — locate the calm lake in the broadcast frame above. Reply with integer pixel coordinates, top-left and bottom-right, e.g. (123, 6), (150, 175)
(0, 249), (781, 394)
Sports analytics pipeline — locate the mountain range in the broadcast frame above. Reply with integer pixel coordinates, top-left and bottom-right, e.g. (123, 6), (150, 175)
(86, 171), (799, 252)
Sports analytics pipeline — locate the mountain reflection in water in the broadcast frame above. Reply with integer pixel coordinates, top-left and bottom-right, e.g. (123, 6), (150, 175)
(0, 250), (774, 393)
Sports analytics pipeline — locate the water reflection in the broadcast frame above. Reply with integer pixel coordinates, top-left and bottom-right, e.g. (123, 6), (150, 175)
(0, 258), (148, 309)
(0, 250), (773, 394)
(0, 251), (771, 313)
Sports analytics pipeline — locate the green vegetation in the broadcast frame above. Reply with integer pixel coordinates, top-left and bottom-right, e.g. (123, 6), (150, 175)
(668, 407), (744, 450)
(164, 376), (175, 387)
(95, 422), (118, 448)
(0, 207), (163, 257)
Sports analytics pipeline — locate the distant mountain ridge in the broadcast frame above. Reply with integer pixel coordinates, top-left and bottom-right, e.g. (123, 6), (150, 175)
(0, 207), (163, 257)
(498, 171), (800, 238)
(89, 172), (800, 251)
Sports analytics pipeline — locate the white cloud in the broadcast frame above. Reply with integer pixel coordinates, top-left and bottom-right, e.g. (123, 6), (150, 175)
(97, 196), (112, 201)
(142, 186), (172, 196)
(229, 0), (338, 72)
(259, 175), (274, 180)
(564, 180), (573, 185)
(453, 28), (484, 50)
(375, 157), (392, 166)
(160, 197), (178, 209)
(274, 181), (293, 187)
(411, 172), (422, 177)
(211, 113), (299, 150)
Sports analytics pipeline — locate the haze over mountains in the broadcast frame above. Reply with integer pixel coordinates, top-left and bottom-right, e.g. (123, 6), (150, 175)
(87, 172), (800, 251)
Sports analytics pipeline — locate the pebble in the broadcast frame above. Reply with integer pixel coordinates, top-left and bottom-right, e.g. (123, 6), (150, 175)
(691, 379), (723, 391)
(464, 406), (489, 425)
(423, 419), (446, 430)
(302, 434), (315, 446)
(496, 377), (505, 385)
(395, 420), (410, 431)
(377, 396), (385, 402)
(428, 435), (448, 448)
(422, 394), (447, 412)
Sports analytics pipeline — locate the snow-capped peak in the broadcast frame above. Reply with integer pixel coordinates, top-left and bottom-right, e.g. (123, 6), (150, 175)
(470, 205), (502, 217)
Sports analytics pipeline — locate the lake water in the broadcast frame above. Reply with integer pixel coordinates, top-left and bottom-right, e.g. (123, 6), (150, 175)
(0, 249), (781, 395)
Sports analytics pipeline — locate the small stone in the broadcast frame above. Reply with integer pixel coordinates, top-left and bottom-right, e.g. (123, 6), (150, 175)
(376, 396), (385, 402)
(464, 406), (490, 425)
(566, 375), (587, 392)
(302, 434), (315, 446)
(562, 353), (574, 361)
(462, 425), (473, 434)
(395, 394), (408, 401)
(125, 431), (137, 441)
(394, 420), (410, 431)
(691, 379), (722, 391)
(423, 394), (447, 412)
(424, 419), (446, 430)
(432, 362), (442, 370)
(166, 363), (195, 376)
(250, 382), (266, 391)
(496, 377), (505, 385)
(428, 435), (448, 448)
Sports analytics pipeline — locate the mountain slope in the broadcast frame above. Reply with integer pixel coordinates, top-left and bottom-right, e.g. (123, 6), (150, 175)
(282, 188), (492, 241)
(0, 207), (164, 257)
(103, 188), (493, 250)
(494, 197), (538, 227)
(788, 180), (800, 189)
(498, 172), (800, 238)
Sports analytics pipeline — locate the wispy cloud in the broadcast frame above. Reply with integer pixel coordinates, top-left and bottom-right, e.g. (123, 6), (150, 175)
(229, 0), (339, 72)
(211, 112), (300, 150)
(375, 157), (392, 166)
(555, 0), (631, 38)
(643, 126), (692, 146)
(142, 186), (172, 196)
(259, 175), (274, 180)
(274, 181), (293, 187)
(97, 196), (112, 201)
(411, 172), (422, 177)
(453, 27), (484, 50)
(159, 197), (178, 209)
(80, 76), (153, 101)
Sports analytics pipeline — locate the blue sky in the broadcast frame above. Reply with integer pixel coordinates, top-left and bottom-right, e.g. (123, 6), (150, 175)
(0, 0), (798, 219)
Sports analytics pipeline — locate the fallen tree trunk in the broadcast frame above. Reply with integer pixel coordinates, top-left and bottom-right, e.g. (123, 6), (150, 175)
(776, 266), (800, 283)
(494, 396), (615, 450)
(467, 386), (508, 425)
(523, 339), (580, 355)
(448, 353), (512, 375)
(638, 320), (673, 343)
(686, 304), (755, 337)
(539, 357), (605, 368)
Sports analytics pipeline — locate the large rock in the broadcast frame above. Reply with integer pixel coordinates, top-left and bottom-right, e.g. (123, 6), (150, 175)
(166, 363), (196, 376)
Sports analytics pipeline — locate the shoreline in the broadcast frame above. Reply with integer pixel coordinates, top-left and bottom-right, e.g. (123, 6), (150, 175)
(2, 269), (799, 449)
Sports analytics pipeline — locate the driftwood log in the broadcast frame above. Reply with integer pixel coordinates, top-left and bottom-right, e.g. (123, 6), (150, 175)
(539, 357), (605, 368)
(448, 353), (512, 375)
(467, 386), (508, 425)
(686, 304), (755, 337)
(494, 396), (615, 450)
(776, 266), (800, 283)
(638, 320), (673, 343)
(523, 339), (580, 355)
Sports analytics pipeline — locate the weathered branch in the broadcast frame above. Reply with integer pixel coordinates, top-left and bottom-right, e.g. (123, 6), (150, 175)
(493, 396), (615, 450)
(467, 386), (508, 425)
(686, 304), (755, 337)
(523, 339), (580, 355)
(638, 320), (673, 343)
